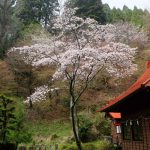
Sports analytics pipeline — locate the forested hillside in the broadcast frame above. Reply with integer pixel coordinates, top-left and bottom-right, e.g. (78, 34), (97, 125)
(0, 0), (150, 149)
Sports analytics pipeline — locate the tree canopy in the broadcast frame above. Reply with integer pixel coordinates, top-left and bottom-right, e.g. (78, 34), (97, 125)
(68, 0), (107, 24)
(16, 0), (59, 29)
(0, 0), (19, 58)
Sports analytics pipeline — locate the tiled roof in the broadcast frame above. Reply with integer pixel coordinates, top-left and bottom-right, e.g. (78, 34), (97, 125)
(100, 62), (150, 112)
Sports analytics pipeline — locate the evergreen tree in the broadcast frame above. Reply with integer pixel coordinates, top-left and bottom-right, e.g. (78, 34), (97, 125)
(0, 0), (19, 58)
(103, 3), (112, 23)
(103, 4), (147, 27)
(0, 95), (32, 148)
(0, 95), (16, 143)
(131, 6), (145, 27)
(68, 0), (107, 24)
(122, 5), (132, 22)
(17, 0), (59, 29)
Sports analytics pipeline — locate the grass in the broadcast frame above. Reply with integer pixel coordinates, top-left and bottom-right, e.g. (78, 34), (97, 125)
(59, 140), (114, 150)
(25, 120), (72, 145)
(21, 119), (114, 150)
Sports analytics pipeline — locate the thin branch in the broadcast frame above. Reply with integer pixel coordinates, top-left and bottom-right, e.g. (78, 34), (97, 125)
(73, 66), (94, 106)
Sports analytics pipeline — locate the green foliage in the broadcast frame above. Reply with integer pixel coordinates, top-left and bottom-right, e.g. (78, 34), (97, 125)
(0, 95), (32, 144)
(78, 112), (111, 143)
(60, 140), (114, 150)
(26, 120), (71, 145)
(69, 0), (107, 24)
(0, 95), (16, 143)
(16, 23), (47, 45)
(83, 140), (115, 150)
(83, 143), (96, 150)
(131, 7), (145, 27)
(69, 1), (149, 26)
(94, 113), (111, 137)
(103, 4), (148, 27)
(61, 143), (78, 150)
(0, 0), (21, 58)
(78, 114), (93, 142)
(16, 0), (59, 29)
(9, 99), (32, 144)
(103, 4), (112, 22)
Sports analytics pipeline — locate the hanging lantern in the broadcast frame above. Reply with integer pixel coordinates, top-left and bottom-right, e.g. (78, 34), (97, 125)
(136, 120), (139, 125)
(125, 120), (128, 126)
(116, 125), (121, 134)
(130, 120), (133, 126)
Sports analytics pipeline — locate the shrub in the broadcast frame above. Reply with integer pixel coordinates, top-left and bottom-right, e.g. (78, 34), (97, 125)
(94, 113), (111, 137)
(78, 114), (93, 142)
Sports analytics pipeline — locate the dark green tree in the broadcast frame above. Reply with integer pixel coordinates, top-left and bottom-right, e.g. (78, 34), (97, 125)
(0, 95), (16, 144)
(0, 95), (31, 149)
(0, 0), (19, 58)
(68, 0), (107, 24)
(17, 0), (59, 29)
(103, 4), (147, 27)
(122, 5), (132, 22)
(103, 4), (112, 23)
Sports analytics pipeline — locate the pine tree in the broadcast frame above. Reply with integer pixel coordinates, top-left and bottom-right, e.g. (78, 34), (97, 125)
(0, 95), (16, 144)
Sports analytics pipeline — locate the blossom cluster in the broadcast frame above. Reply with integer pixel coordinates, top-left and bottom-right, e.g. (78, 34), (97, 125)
(25, 85), (50, 103)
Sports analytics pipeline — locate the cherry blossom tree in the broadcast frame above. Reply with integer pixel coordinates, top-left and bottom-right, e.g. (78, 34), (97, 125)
(8, 7), (138, 150)
(114, 22), (148, 48)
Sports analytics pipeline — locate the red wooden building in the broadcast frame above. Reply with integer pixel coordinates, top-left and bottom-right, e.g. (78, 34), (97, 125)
(100, 62), (150, 150)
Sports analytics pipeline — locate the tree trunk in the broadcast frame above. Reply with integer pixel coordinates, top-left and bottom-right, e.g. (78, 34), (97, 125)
(29, 97), (33, 108)
(28, 69), (33, 108)
(70, 102), (82, 150)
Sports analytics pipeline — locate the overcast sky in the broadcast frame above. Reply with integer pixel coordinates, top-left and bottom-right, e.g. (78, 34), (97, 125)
(102, 0), (149, 10)
(60, 0), (150, 11)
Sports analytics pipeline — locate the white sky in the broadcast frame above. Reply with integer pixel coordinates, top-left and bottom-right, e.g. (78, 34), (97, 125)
(60, 0), (150, 11)
(102, 0), (150, 10)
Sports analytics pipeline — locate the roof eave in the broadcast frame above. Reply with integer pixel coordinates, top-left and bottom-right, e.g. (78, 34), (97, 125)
(100, 87), (142, 112)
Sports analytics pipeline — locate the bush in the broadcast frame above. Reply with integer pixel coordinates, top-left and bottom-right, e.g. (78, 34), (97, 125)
(94, 113), (111, 137)
(78, 114), (93, 142)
